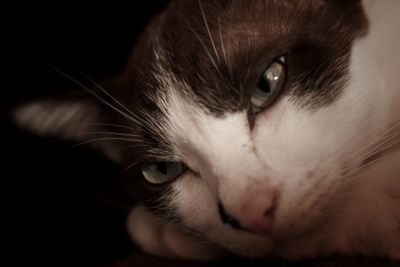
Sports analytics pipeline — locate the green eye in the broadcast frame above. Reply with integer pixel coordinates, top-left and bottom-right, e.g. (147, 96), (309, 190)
(251, 58), (286, 113)
(142, 161), (185, 184)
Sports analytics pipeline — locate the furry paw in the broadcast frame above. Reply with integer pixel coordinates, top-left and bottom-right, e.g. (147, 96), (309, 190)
(127, 205), (223, 260)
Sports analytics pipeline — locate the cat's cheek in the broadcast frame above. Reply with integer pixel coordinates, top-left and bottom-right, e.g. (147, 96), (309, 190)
(169, 173), (219, 229)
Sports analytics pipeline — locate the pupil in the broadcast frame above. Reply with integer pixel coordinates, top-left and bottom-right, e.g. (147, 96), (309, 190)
(257, 77), (271, 93)
(157, 162), (168, 174)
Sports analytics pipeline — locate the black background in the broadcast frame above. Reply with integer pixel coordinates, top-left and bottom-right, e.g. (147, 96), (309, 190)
(5, 2), (167, 266)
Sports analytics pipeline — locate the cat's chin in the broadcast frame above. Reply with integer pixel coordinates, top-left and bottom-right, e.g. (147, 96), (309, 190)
(209, 218), (332, 259)
(218, 233), (322, 259)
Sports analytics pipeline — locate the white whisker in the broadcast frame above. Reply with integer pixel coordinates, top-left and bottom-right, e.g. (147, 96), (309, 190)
(360, 136), (400, 162)
(79, 72), (145, 124)
(49, 65), (143, 127)
(198, 0), (221, 62)
(64, 131), (141, 139)
(218, 18), (227, 65)
(188, 25), (223, 78)
(337, 118), (400, 179)
(125, 161), (140, 170)
(87, 122), (138, 132)
(66, 137), (144, 151)
(329, 118), (400, 162)
(218, 17), (233, 83)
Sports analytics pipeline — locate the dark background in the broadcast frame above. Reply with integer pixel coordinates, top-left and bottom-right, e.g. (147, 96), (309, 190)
(5, 2), (167, 266)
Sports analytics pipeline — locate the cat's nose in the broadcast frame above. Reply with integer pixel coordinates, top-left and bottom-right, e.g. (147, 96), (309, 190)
(218, 189), (278, 233)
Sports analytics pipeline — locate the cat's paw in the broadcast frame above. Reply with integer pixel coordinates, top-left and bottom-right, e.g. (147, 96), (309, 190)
(127, 205), (223, 260)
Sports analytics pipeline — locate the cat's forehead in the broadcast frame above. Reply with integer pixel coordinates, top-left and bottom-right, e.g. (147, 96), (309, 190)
(127, 0), (367, 113)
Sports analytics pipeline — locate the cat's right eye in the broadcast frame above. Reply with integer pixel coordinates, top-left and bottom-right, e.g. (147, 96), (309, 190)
(142, 161), (186, 185)
(250, 58), (286, 113)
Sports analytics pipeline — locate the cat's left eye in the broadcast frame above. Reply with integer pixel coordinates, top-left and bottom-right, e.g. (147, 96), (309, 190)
(251, 58), (286, 113)
(142, 161), (185, 185)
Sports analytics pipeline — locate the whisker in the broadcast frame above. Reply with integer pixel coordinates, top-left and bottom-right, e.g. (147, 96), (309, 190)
(125, 161), (141, 171)
(342, 154), (387, 180)
(66, 131), (141, 139)
(353, 119), (400, 160)
(360, 136), (400, 163)
(188, 25), (224, 78)
(79, 72), (145, 123)
(198, 0), (221, 62)
(87, 122), (138, 132)
(328, 117), (400, 162)
(48, 65), (143, 127)
(47, 131), (143, 147)
(66, 137), (144, 152)
(121, 143), (152, 150)
(339, 136), (400, 180)
(218, 17), (233, 83)
(338, 131), (395, 166)
(316, 117), (400, 184)
(217, 18), (228, 65)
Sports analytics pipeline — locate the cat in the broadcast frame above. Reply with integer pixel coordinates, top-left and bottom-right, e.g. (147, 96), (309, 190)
(13, 0), (400, 261)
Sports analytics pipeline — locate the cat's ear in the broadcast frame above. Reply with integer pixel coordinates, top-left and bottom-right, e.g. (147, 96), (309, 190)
(13, 99), (99, 137)
(12, 98), (121, 161)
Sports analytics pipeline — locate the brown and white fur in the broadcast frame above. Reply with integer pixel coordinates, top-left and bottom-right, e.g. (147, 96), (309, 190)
(13, 0), (400, 261)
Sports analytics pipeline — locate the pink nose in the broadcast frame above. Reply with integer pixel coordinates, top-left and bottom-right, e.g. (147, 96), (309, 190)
(219, 188), (278, 233)
(241, 189), (278, 232)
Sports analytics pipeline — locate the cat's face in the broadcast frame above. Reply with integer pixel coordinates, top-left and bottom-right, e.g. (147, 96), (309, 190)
(116, 0), (371, 257)
(15, 0), (383, 258)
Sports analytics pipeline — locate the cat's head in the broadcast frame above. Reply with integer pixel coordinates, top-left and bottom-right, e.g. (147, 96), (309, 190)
(14, 0), (385, 258)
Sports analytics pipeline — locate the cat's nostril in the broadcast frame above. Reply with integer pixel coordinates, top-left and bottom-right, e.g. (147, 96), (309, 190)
(263, 194), (278, 219)
(238, 189), (279, 233)
(218, 201), (242, 230)
(263, 204), (275, 219)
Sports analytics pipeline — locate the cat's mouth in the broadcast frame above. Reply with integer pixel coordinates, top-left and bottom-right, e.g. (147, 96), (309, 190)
(218, 200), (278, 237)
(218, 213), (319, 245)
